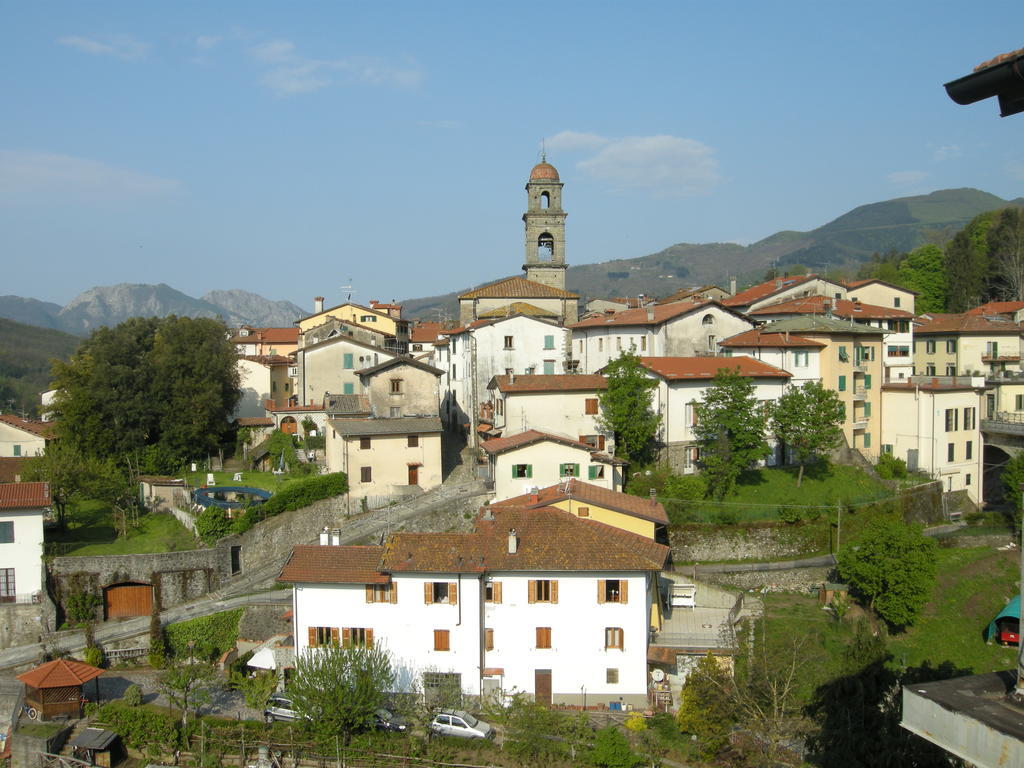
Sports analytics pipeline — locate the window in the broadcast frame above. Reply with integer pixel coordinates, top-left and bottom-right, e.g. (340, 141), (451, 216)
(684, 446), (699, 469)
(966, 441), (973, 460)
(360, 467), (372, 483)
(360, 437), (371, 449)
(451, 365), (456, 379)
(0, 522), (12, 544)
(964, 407), (976, 430)
(606, 668), (619, 684)
(581, 434), (605, 451)
(366, 583), (397, 603)
(882, 444), (893, 454)
(966, 474), (972, 486)
(616, 336), (622, 351)
(408, 435), (419, 448)
(559, 463), (580, 478)
(1017, 394), (1024, 411)
(512, 464), (532, 478)
(485, 580), (502, 603)
(838, 346), (849, 363)
(423, 672), (461, 703)
(946, 340), (957, 354)
(598, 579), (628, 604)
(544, 334), (555, 350)
(308, 626), (338, 647)
(945, 409), (958, 432)
(272, 381), (277, 393)
(485, 628), (494, 651)
(894, 297), (901, 308)
(793, 351), (808, 367)
(0, 569), (12, 602)
(604, 627), (623, 650)
(342, 628), (374, 647)
(390, 379), (403, 394)
(343, 353), (354, 369)
(425, 582), (458, 605)
(640, 336), (647, 351)
(412, 343), (423, 352)
(588, 465), (605, 480)
(585, 398), (599, 415)
(543, 360), (555, 375)
(887, 345), (910, 358)
(856, 346), (875, 363)
(578, 340), (584, 354)
(946, 364), (957, 376)
(528, 579), (558, 604)
(577, 506), (590, 517)
(863, 402), (872, 418)
(863, 432), (871, 448)
(389, 407), (401, 417)
(838, 375), (846, 392)
(987, 341), (1000, 357)
(947, 443), (955, 462)
(343, 382), (355, 395)
(504, 336), (514, 350)
(925, 364), (936, 376)
(433, 629), (450, 651)
(536, 627), (552, 649)
(925, 340), (936, 354)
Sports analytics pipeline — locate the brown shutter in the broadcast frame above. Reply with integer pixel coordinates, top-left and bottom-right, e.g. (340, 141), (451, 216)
(434, 629), (450, 651)
(485, 628), (494, 651)
(528, 580), (536, 604)
(424, 582), (433, 604)
(390, 582), (398, 604)
(620, 629), (624, 652)
(332, 627), (341, 646)
(551, 580), (559, 604)
(493, 581), (502, 604)
(620, 581), (628, 604)
(341, 627), (350, 646)
(365, 585), (374, 603)
(449, 582), (458, 605)
(308, 627), (317, 647)
(366, 628), (374, 647)
(597, 579), (606, 604)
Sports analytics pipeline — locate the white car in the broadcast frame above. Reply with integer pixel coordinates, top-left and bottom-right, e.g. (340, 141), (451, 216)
(429, 709), (494, 739)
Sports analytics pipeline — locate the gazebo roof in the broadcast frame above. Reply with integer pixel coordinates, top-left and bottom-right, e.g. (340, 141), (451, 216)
(17, 659), (103, 688)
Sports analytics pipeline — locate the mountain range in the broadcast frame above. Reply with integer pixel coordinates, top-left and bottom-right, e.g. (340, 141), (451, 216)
(400, 187), (1024, 320)
(0, 284), (307, 337)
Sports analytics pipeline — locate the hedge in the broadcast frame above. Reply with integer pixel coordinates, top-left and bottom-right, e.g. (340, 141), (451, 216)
(260, 472), (348, 517)
(165, 608), (243, 661)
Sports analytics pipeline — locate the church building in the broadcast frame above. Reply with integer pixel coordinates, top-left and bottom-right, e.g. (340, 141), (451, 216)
(458, 158), (579, 326)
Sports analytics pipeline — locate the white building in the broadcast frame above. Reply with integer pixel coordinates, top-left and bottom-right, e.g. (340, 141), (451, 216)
(639, 356), (792, 474)
(279, 505), (669, 708)
(437, 314), (571, 434)
(481, 430), (624, 501)
(0, 415), (53, 459)
(569, 301), (754, 375)
(0, 482), (48, 602)
(718, 328), (824, 387)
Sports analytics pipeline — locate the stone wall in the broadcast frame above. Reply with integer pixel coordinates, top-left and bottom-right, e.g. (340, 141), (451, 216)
(699, 566), (834, 594)
(670, 523), (823, 563)
(0, 596), (58, 648)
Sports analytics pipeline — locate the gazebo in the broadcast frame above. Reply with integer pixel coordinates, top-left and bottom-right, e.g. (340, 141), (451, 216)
(16, 659), (103, 720)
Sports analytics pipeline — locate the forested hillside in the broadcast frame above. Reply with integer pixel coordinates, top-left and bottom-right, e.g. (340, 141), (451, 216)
(0, 319), (80, 416)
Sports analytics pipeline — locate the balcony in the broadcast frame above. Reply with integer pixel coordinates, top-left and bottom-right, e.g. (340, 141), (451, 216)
(852, 388), (867, 401)
(852, 419), (869, 430)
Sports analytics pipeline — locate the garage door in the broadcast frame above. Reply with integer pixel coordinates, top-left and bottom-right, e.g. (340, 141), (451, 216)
(104, 583), (153, 619)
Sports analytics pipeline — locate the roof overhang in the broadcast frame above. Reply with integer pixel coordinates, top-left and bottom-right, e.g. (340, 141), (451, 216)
(945, 50), (1024, 117)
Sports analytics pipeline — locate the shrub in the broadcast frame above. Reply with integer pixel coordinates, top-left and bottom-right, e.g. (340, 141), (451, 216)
(91, 701), (179, 751)
(876, 452), (908, 480)
(778, 506), (802, 524)
(589, 726), (640, 768)
(713, 508), (739, 526)
(82, 645), (104, 667)
(662, 474), (706, 524)
(165, 609), (243, 661)
(123, 684), (143, 706)
(65, 591), (102, 624)
(260, 473), (349, 517)
(195, 507), (232, 546)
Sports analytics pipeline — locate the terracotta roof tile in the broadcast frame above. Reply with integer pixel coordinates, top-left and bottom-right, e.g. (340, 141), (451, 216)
(477, 302), (559, 318)
(0, 414), (55, 438)
(0, 458), (29, 483)
(844, 278), (917, 294)
(749, 295), (912, 320)
(720, 275), (818, 307)
(0, 482), (50, 510)
(965, 301), (1024, 316)
(914, 313), (1023, 335)
(235, 417), (274, 427)
(459, 276), (578, 300)
(530, 161), (560, 181)
(17, 659), (103, 688)
(480, 429), (593, 455)
(492, 479), (668, 525)
(639, 356), (791, 380)
(719, 328), (827, 349)
(974, 47), (1024, 72)
(410, 322), (449, 343)
(489, 374), (607, 394)
(571, 301), (706, 329)
(278, 545), (389, 584)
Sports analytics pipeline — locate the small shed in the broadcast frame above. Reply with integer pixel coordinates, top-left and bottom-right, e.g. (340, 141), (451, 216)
(16, 659), (103, 720)
(819, 582), (849, 606)
(70, 728), (124, 767)
(985, 595), (1020, 646)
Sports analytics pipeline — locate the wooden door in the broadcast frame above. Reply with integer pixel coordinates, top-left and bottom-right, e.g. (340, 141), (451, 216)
(280, 417), (298, 435)
(408, 465), (419, 485)
(104, 583), (153, 619)
(534, 669), (552, 707)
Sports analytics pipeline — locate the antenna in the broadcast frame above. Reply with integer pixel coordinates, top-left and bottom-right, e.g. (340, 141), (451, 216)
(540, 138), (547, 163)
(340, 279), (355, 302)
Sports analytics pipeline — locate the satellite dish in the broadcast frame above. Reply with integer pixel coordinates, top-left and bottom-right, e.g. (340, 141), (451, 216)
(651, 668), (666, 682)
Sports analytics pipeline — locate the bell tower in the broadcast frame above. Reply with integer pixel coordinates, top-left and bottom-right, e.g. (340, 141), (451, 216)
(522, 154), (568, 290)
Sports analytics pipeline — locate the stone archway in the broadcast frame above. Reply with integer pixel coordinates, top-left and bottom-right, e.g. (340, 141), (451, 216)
(983, 444), (1014, 503)
(280, 416), (298, 435)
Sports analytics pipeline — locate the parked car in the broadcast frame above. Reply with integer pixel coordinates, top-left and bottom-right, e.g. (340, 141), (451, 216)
(263, 695), (301, 723)
(374, 708), (410, 732)
(429, 709), (494, 739)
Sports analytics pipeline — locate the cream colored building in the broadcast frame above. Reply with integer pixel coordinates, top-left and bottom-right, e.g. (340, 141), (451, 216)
(357, 358), (443, 419)
(325, 416), (443, 508)
(845, 279), (916, 313)
(236, 355), (294, 418)
(881, 377), (985, 504)
(0, 415), (53, 458)
(296, 335), (396, 405)
(296, 298), (409, 350)
(481, 430), (623, 501)
(914, 314), (1023, 377)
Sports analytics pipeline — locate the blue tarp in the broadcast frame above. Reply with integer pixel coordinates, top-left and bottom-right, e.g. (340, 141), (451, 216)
(985, 594), (1020, 640)
(193, 485), (271, 510)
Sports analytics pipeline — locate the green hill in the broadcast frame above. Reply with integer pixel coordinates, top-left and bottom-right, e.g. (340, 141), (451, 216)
(0, 319), (80, 417)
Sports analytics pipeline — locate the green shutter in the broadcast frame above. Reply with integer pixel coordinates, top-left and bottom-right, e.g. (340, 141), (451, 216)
(863, 433), (871, 448)
(512, 466), (518, 479)
(343, 353), (354, 369)
(864, 402), (871, 418)
(588, 465), (599, 480)
(343, 382), (354, 395)
(544, 335), (554, 349)
(573, 463), (580, 477)
(864, 374), (872, 390)
(838, 375), (846, 392)
(526, 464), (532, 478)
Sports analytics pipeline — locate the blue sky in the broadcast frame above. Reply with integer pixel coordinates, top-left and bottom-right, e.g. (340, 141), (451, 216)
(1, 1), (1022, 310)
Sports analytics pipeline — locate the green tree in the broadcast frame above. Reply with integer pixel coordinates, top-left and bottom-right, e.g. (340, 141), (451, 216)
(999, 452), (1024, 531)
(944, 211), (996, 312)
(676, 652), (736, 760)
(896, 244), (948, 313)
(50, 315), (240, 463)
(500, 692), (571, 762)
(589, 726), (639, 768)
(768, 381), (845, 487)
(596, 351), (661, 464)
(287, 644), (395, 745)
(158, 658), (218, 728)
(837, 516), (937, 628)
(988, 206), (1024, 301)
(266, 429), (300, 472)
(694, 367), (770, 499)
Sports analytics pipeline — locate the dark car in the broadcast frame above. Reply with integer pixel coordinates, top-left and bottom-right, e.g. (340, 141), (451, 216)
(373, 708), (410, 732)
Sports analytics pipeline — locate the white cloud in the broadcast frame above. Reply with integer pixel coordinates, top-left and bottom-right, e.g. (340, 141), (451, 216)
(247, 39), (422, 95)
(57, 35), (148, 60)
(0, 151), (180, 204)
(576, 135), (720, 196)
(195, 35), (222, 50)
(886, 170), (929, 185)
(932, 144), (962, 162)
(544, 131), (610, 152)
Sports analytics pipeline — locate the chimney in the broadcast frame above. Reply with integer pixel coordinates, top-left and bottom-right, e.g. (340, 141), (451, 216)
(314, 296), (324, 313)
(729, 276), (737, 296)
(647, 308), (655, 322)
(507, 528), (518, 555)
(530, 493), (539, 504)
(319, 527), (330, 546)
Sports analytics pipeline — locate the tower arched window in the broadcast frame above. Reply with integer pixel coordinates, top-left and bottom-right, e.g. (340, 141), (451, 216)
(537, 233), (554, 262)
(540, 191), (550, 209)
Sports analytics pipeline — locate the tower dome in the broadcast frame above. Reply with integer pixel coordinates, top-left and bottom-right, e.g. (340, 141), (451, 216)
(529, 161), (560, 181)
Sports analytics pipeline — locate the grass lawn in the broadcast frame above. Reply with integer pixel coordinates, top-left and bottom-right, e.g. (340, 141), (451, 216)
(182, 469), (299, 494)
(47, 500), (198, 556)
